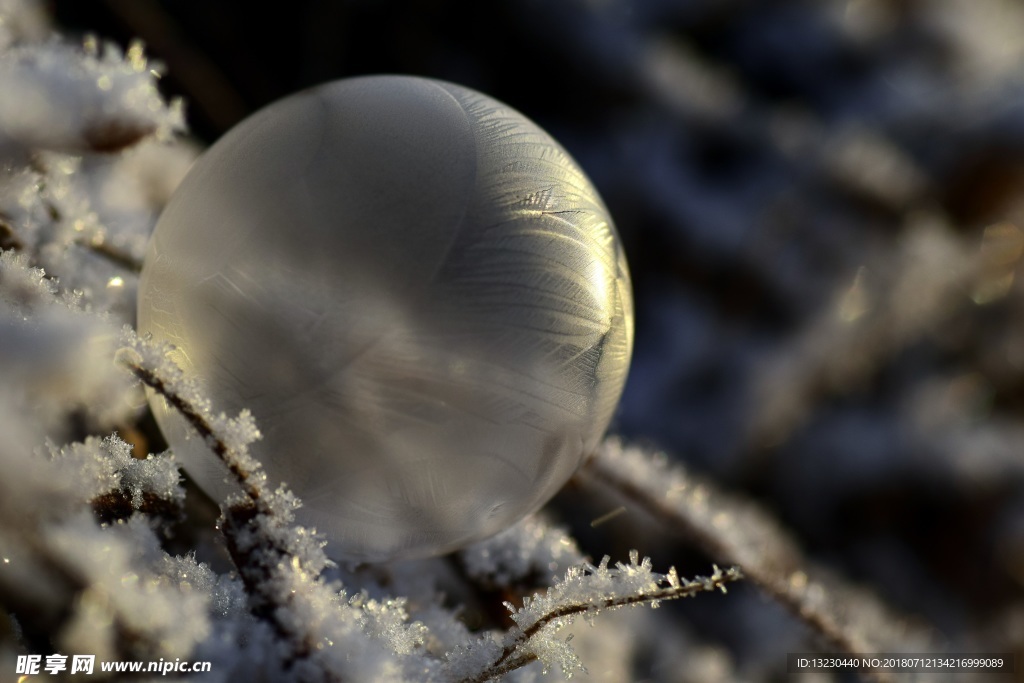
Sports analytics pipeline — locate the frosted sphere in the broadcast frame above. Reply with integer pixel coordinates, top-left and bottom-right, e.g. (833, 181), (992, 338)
(138, 75), (633, 561)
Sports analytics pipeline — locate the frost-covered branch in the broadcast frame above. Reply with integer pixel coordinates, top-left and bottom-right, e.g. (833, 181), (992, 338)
(48, 434), (185, 524)
(116, 330), (435, 681)
(0, 37), (184, 154)
(453, 555), (741, 682)
(0, 416), (202, 665)
(116, 332), (324, 648)
(584, 440), (936, 682)
(0, 28), (188, 319)
(117, 329), (266, 502)
(114, 334), (747, 682)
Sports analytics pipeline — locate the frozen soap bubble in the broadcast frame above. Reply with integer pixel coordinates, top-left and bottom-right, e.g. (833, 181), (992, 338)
(137, 75), (633, 561)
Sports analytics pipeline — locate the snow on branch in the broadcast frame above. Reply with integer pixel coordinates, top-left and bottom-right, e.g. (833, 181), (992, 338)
(0, 408), (203, 664)
(451, 556), (742, 682)
(49, 434), (185, 524)
(0, 247), (62, 310)
(116, 329), (437, 681)
(114, 331), (744, 681)
(117, 327), (266, 502)
(0, 25), (193, 320)
(458, 515), (585, 589)
(584, 439), (937, 682)
(0, 36), (183, 154)
(0, 249), (137, 432)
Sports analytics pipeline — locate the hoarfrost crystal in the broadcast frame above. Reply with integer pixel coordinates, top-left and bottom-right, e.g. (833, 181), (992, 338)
(138, 75), (633, 560)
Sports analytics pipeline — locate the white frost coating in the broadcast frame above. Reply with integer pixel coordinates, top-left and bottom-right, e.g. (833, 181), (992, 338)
(47, 437), (120, 502)
(50, 434), (183, 509)
(119, 327), (267, 485)
(0, 252), (136, 430)
(588, 439), (934, 659)
(0, 38), (183, 153)
(501, 556), (733, 678)
(449, 554), (739, 682)
(158, 553), (248, 619)
(118, 335), (740, 682)
(138, 75), (634, 561)
(350, 593), (428, 656)
(509, 553), (661, 630)
(250, 561), (430, 683)
(460, 514), (585, 586)
(47, 514), (211, 660)
(0, 248), (59, 308)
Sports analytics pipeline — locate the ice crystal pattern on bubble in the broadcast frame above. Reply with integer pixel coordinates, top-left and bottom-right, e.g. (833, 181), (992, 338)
(137, 75), (633, 562)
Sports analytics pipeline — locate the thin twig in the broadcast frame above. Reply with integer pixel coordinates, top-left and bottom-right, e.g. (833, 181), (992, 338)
(81, 238), (143, 273)
(90, 489), (182, 525)
(120, 359), (261, 502)
(118, 347), (341, 682)
(460, 565), (742, 683)
(0, 216), (24, 251)
(582, 441), (937, 683)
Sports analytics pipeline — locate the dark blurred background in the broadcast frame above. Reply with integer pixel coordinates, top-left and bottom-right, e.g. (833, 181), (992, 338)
(48, 0), (1024, 674)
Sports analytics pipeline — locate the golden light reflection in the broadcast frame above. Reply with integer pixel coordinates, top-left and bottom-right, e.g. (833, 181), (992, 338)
(973, 221), (1024, 304)
(126, 41), (147, 72)
(837, 266), (870, 322)
(590, 505), (626, 528)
